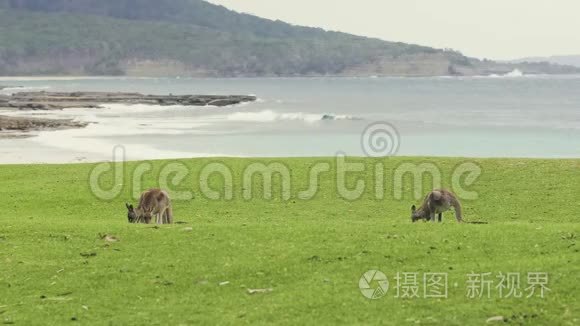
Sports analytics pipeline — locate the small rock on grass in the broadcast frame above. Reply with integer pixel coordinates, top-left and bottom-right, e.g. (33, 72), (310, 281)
(99, 234), (119, 242)
(247, 288), (273, 295)
(486, 316), (507, 323)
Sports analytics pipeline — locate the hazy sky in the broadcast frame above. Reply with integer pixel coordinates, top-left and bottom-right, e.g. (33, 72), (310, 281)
(206, 0), (580, 60)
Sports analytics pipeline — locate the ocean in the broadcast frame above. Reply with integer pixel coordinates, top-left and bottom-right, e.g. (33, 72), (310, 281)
(1, 75), (579, 163)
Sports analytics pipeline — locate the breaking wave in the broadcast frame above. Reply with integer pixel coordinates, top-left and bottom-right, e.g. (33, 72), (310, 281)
(485, 69), (525, 78)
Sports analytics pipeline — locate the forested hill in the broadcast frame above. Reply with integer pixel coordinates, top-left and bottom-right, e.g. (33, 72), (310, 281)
(0, 0), (578, 76)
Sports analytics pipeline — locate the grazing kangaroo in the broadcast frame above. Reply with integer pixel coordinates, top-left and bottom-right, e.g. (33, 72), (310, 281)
(126, 189), (173, 224)
(411, 189), (463, 223)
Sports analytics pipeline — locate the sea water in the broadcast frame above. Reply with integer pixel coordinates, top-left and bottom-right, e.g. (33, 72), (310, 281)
(1, 75), (579, 163)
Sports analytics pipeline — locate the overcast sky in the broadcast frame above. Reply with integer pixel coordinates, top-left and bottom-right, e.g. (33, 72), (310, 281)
(206, 0), (579, 60)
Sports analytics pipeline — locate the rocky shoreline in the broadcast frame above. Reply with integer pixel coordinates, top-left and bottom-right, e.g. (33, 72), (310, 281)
(0, 91), (257, 110)
(0, 91), (257, 137)
(0, 115), (88, 138)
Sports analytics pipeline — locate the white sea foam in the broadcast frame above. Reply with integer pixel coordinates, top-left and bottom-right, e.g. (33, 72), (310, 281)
(0, 85), (51, 95)
(2, 103), (210, 136)
(23, 108), (224, 163)
(225, 110), (360, 123)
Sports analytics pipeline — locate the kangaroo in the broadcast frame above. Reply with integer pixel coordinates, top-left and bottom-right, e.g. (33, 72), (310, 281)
(411, 189), (463, 223)
(126, 189), (173, 224)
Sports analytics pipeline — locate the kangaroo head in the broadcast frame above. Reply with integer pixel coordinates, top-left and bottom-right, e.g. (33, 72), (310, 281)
(126, 203), (138, 223)
(411, 205), (426, 222)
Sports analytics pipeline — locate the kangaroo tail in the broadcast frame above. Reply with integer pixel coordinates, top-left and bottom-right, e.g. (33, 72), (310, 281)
(451, 197), (463, 222)
(165, 206), (173, 224)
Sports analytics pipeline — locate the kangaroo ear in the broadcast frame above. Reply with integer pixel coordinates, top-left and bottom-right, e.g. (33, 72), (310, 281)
(126, 203), (133, 210)
(411, 205), (416, 212)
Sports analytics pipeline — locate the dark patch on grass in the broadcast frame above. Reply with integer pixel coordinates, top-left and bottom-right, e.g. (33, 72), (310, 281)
(507, 313), (539, 322)
(49, 234), (70, 241)
(80, 252), (97, 258)
(308, 255), (321, 262)
(157, 280), (174, 286)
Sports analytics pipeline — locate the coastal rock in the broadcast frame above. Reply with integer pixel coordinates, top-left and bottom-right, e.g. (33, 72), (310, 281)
(0, 115), (88, 138)
(3, 91), (257, 110)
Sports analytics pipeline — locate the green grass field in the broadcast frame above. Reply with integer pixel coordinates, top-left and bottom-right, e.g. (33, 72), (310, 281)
(0, 157), (579, 325)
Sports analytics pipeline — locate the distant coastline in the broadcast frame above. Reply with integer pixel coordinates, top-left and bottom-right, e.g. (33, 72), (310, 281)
(2, 1), (579, 78)
(3, 71), (580, 80)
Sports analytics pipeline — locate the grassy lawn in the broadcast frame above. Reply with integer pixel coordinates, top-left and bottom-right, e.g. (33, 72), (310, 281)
(0, 157), (579, 325)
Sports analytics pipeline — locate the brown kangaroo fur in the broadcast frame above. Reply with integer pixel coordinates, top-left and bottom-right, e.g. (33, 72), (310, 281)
(411, 189), (463, 223)
(126, 189), (173, 224)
